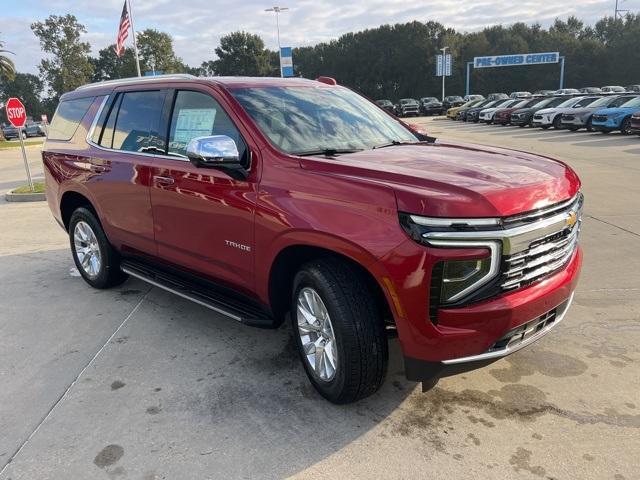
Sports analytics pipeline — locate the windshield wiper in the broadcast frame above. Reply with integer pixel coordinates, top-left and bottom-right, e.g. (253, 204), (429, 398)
(293, 148), (362, 157)
(372, 140), (416, 149)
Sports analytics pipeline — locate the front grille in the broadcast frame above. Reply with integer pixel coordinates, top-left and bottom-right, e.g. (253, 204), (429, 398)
(533, 114), (543, 120)
(501, 195), (582, 291)
(562, 114), (575, 121)
(593, 114), (607, 122)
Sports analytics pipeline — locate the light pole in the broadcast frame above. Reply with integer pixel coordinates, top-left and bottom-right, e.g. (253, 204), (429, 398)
(441, 46), (449, 102)
(265, 6), (289, 77)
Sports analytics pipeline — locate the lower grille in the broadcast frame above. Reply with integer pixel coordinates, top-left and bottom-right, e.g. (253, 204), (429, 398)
(562, 114), (575, 121)
(533, 114), (543, 120)
(593, 114), (607, 122)
(489, 308), (558, 352)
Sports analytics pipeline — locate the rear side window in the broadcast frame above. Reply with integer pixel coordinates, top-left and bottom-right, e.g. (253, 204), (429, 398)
(111, 91), (166, 152)
(48, 97), (94, 141)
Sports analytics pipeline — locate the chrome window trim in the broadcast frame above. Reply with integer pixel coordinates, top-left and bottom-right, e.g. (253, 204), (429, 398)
(85, 92), (191, 163)
(428, 240), (501, 303)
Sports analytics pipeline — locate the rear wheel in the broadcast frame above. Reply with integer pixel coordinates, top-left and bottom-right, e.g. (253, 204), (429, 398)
(69, 207), (128, 289)
(291, 258), (387, 404)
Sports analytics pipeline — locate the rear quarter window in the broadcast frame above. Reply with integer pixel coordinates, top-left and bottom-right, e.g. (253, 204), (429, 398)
(48, 97), (95, 141)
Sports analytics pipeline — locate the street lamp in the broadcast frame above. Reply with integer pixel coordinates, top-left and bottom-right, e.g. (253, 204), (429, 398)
(265, 6), (289, 77)
(441, 46), (449, 102)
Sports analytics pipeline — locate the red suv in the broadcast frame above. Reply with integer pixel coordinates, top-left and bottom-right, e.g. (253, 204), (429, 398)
(43, 75), (583, 404)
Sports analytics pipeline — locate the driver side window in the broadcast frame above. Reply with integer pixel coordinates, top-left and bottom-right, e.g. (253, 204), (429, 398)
(168, 90), (248, 165)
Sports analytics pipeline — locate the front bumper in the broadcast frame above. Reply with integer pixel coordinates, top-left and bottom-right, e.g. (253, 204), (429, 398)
(510, 115), (531, 125)
(593, 117), (622, 131)
(561, 117), (587, 128)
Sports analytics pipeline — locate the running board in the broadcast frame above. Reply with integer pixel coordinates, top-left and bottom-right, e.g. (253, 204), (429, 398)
(121, 259), (275, 328)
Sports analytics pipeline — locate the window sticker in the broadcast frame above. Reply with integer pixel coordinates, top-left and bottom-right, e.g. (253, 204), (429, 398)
(173, 108), (216, 144)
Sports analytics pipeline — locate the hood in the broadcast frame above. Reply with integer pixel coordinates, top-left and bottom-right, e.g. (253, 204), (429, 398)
(298, 142), (580, 218)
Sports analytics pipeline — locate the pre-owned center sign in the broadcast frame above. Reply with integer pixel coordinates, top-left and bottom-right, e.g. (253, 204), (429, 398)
(474, 52), (559, 68)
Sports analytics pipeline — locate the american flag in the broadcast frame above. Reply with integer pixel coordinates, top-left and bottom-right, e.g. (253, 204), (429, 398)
(115, 1), (131, 57)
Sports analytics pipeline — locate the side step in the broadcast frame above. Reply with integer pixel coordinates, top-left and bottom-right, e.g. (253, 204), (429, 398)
(121, 259), (275, 328)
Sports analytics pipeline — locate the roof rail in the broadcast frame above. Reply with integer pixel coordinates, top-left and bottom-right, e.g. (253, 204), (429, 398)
(75, 74), (197, 91)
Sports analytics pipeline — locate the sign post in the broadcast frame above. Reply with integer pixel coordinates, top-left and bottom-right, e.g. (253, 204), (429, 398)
(5, 97), (34, 191)
(436, 48), (452, 102)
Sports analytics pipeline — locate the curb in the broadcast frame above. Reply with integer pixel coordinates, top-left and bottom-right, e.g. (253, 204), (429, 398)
(4, 191), (46, 202)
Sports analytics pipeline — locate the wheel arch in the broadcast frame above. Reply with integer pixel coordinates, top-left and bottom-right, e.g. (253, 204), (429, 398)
(267, 244), (394, 329)
(60, 190), (98, 231)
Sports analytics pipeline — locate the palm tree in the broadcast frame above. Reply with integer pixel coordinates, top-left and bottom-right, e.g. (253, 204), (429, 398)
(0, 37), (16, 81)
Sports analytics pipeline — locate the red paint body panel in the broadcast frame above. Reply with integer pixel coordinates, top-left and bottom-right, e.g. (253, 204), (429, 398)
(43, 77), (583, 367)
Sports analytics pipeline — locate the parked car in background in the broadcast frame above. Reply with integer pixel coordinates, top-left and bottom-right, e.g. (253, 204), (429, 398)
(630, 111), (640, 134)
(601, 86), (626, 94)
(395, 98), (420, 117)
(24, 121), (46, 137)
(375, 99), (395, 114)
(625, 85), (640, 93)
(466, 99), (511, 123)
(464, 94), (484, 102)
(442, 95), (465, 110)
(419, 97), (443, 116)
(459, 99), (493, 121)
(493, 98), (539, 125)
(1, 124), (25, 140)
(579, 87), (602, 94)
(509, 91), (532, 99)
(554, 88), (580, 96)
(532, 96), (601, 129)
(447, 99), (484, 120)
(478, 99), (520, 123)
(510, 96), (567, 127)
(591, 96), (640, 134)
(487, 93), (509, 101)
(561, 94), (638, 131)
(42, 74), (585, 403)
(533, 90), (556, 97)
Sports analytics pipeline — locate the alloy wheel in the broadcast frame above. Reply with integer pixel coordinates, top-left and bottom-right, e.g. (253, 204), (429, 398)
(73, 221), (102, 278)
(296, 287), (338, 382)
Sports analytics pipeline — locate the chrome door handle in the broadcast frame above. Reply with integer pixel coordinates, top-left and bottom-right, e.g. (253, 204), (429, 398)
(90, 164), (107, 173)
(153, 175), (175, 185)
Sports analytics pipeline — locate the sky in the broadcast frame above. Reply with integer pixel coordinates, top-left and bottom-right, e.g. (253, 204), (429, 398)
(1, 0), (636, 75)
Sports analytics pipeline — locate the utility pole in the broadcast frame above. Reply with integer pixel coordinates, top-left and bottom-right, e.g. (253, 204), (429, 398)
(615, 0), (628, 20)
(265, 6), (289, 77)
(441, 46), (449, 102)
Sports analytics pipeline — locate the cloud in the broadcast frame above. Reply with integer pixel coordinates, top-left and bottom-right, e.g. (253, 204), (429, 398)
(2, 0), (627, 74)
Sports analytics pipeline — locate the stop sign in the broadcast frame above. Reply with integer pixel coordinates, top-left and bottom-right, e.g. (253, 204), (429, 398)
(5, 97), (27, 128)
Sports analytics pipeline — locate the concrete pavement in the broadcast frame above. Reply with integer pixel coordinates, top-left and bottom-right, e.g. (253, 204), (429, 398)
(0, 128), (638, 479)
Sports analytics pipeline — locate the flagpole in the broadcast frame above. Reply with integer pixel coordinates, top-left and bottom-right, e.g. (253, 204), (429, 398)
(127, 0), (142, 77)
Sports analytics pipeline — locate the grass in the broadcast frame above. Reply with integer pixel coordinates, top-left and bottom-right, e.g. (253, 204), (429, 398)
(11, 182), (45, 194)
(0, 139), (44, 149)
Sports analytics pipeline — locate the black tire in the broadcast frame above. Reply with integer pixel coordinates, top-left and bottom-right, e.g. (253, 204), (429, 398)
(69, 207), (127, 289)
(586, 117), (594, 132)
(291, 258), (388, 404)
(621, 117), (632, 135)
(569, 126), (579, 131)
(541, 125), (550, 130)
(553, 116), (562, 129)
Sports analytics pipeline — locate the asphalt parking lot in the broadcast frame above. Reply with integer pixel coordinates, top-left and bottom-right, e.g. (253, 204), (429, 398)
(1, 126), (638, 480)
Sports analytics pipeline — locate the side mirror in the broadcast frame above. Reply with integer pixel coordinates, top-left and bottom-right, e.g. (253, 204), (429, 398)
(186, 135), (241, 168)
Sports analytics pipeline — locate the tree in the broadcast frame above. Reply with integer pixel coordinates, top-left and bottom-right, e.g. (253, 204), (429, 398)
(206, 32), (273, 76)
(0, 73), (44, 118)
(91, 44), (139, 81)
(0, 37), (16, 81)
(137, 29), (187, 73)
(31, 15), (93, 100)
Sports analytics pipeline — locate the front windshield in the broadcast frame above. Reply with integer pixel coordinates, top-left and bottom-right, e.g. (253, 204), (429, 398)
(232, 86), (417, 155)
(590, 97), (613, 108)
(621, 97), (640, 108)
(557, 98), (580, 108)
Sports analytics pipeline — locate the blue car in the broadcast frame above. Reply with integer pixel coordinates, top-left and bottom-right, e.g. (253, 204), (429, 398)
(591, 96), (640, 134)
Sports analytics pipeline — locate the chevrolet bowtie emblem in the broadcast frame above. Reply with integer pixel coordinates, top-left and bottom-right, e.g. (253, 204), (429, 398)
(566, 211), (578, 229)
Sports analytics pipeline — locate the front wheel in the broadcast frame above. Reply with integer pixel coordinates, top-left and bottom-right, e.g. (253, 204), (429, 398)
(69, 207), (128, 289)
(291, 258), (388, 404)
(586, 117), (594, 132)
(621, 117), (632, 135)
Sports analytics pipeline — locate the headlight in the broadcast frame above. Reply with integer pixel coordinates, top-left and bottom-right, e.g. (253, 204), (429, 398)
(400, 213), (502, 304)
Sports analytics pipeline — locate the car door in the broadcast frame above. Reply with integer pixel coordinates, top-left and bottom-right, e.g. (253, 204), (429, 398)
(88, 88), (167, 256)
(148, 87), (258, 293)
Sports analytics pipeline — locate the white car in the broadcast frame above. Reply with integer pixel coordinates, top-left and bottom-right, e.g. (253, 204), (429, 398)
(554, 88), (580, 96)
(532, 96), (602, 129)
(478, 99), (521, 123)
(601, 85), (626, 94)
